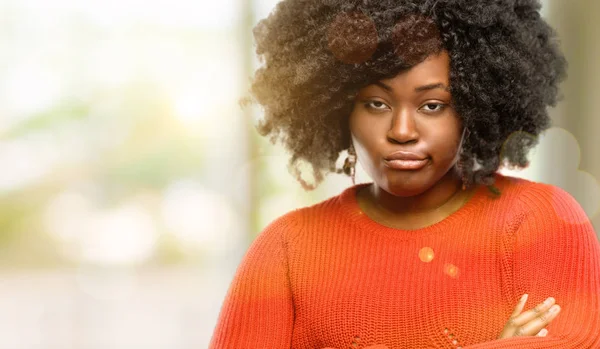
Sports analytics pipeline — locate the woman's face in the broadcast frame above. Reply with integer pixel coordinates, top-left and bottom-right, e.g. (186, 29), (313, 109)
(349, 50), (464, 197)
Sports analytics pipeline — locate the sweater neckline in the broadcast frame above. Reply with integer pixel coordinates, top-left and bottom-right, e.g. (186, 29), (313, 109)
(339, 179), (488, 239)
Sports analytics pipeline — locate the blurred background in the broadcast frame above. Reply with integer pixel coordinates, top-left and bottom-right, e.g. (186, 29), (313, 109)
(0, 0), (597, 348)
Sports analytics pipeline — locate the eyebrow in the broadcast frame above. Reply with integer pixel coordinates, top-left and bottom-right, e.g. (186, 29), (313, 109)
(374, 81), (450, 93)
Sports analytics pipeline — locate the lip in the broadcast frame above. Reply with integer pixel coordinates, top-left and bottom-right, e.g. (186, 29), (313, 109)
(384, 151), (428, 161)
(383, 151), (429, 170)
(384, 158), (429, 170)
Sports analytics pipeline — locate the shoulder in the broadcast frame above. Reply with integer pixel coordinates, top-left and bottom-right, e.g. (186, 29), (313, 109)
(511, 177), (590, 226)
(256, 208), (304, 245)
(257, 186), (350, 242)
(493, 174), (595, 251)
(490, 172), (535, 198)
(480, 173), (590, 233)
(489, 174), (582, 215)
(477, 173), (536, 220)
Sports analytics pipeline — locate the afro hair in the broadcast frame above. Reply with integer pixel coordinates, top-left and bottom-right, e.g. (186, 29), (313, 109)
(244, 0), (567, 190)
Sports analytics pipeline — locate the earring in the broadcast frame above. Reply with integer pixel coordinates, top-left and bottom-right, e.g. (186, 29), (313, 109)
(456, 127), (470, 191)
(456, 158), (468, 191)
(343, 144), (357, 185)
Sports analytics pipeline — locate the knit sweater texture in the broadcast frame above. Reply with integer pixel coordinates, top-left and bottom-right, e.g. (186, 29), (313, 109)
(209, 174), (600, 348)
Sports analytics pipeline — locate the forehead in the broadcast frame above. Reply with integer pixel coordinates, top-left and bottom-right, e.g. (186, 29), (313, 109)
(378, 51), (451, 89)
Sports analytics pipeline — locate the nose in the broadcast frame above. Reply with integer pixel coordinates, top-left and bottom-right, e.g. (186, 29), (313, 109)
(387, 109), (419, 144)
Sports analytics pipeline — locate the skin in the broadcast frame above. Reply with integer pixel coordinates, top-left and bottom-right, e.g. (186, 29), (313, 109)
(349, 50), (474, 229)
(348, 50), (560, 338)
(500, 294), (561, 339)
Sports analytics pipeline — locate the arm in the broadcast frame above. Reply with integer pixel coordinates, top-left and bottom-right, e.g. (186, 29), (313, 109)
(209, 212), (298, 348)
(464, 184), (600, 348)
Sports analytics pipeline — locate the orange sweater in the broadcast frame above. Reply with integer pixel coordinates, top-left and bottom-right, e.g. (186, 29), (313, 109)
(209, 174), (600, 348)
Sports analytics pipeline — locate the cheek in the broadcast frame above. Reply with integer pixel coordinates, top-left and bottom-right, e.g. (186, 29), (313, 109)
(349, 113), (380, 148)
(429, 122), (462, 160)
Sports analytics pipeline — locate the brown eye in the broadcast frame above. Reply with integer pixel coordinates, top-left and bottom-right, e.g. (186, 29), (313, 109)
(364, 100), (389, 111)
(420, 103), (446, 113)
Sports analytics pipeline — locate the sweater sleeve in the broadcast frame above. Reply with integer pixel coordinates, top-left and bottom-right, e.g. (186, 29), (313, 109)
(464, 183), (600, 348)
(208, 212), (298, 349)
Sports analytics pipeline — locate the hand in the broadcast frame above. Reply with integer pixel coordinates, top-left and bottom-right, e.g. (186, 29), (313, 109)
(498, 294), (561, 339)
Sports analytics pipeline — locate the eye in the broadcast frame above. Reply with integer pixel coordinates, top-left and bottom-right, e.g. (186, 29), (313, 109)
(364, 100), (389, 111)
(420, 103), (446, 113)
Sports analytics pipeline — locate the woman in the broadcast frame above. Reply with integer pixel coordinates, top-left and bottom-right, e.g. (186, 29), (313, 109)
(210, 0), (600, 347)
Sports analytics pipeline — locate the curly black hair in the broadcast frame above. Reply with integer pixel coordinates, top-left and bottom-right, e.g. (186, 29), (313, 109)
(244, 0), (567, 191)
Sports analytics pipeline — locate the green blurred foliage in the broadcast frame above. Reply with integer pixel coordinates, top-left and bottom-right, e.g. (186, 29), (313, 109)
(0, 81), (209, 268)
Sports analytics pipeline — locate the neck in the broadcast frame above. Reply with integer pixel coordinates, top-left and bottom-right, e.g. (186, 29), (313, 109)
(367, 168), (465, 216)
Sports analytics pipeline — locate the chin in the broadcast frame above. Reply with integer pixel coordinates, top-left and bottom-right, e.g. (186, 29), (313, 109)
(382, 181), (431, 197)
